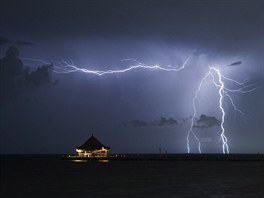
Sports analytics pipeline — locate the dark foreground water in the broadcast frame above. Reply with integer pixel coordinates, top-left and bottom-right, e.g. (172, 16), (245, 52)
(1, 155), (264, 198)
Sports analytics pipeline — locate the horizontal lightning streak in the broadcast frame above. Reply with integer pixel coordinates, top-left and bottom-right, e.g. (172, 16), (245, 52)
(53, 57), (191, 75)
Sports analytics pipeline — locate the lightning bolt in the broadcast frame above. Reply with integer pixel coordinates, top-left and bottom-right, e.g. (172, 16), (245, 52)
(213, 67), (229, 154)
(53, 57), (191, 75)
(187, 70), (211, 153)
(187, 66), (256, 154)
(24, 56), (257, 154)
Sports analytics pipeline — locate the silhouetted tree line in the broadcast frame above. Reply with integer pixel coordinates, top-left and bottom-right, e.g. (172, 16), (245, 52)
(0, 46), (53, 105)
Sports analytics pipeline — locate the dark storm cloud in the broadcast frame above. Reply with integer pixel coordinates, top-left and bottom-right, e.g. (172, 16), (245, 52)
(178, 116), (192, 123)
(123, 117), (178, 128)
(152, 117), (178, 126)
(122, 120), (148, 128)
(0, 46), (54, 106)
(129, 120), (149, 128)
(193, 114), (220, 129)
(227, 61), (242, 67)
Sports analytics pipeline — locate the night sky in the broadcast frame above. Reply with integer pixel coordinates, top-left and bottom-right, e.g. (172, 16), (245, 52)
(1, 0), (263, 154)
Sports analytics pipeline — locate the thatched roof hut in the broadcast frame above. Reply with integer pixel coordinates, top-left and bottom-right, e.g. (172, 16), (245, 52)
(77, 134), (110, 150)
(76, 134), (110, 157)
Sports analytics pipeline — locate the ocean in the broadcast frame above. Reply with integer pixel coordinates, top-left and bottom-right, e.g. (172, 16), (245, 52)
(1, 155), (264, 197)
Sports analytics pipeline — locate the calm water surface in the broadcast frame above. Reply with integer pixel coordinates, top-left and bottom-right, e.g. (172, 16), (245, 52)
(1, 155), (264, 197)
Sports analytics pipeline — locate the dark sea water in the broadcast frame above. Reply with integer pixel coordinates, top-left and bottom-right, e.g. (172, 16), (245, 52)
(1, 155), (264, 198)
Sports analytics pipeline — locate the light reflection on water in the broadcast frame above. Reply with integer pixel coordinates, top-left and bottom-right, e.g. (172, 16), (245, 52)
(98, 160), (109, 163)
(70, 159), (110, 163)
(71, 160), (87, 163)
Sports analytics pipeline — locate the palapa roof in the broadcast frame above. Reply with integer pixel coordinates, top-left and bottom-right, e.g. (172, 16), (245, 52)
(76, 134), (110, 150)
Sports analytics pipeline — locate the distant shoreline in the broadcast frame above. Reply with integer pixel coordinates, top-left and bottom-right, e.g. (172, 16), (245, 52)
(61, 153), (264, 161)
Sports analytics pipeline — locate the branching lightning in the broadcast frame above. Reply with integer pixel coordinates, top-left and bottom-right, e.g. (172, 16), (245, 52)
(187, 66), (256, 153)
(187, 70), (211, 153)
(26, 56), (257, 154)
(53, 57), (191, 75)
(213, 67), (229, 154)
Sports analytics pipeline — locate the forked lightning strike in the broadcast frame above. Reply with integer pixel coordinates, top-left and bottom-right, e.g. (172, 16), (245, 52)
(187, 66), (256, 153)
(22, 57), (256, 153)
